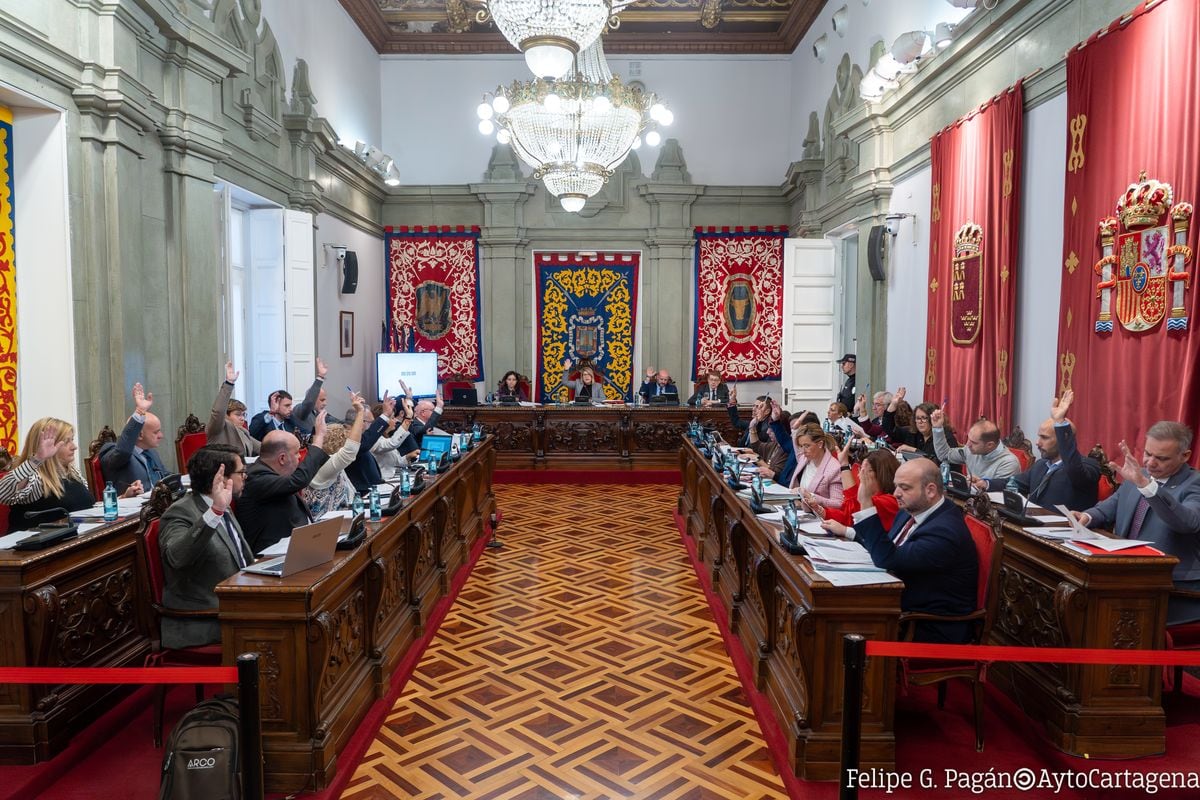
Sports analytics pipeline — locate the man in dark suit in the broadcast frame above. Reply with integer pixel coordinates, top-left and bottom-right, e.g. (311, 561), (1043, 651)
(158, 444), (251, 649)
(835, 353), (856, 412)
(980, 391), (1100, 511)
(235, 412), (331, 552)
(638, 368), (680, 403)
(290, 357), (329, 435)
(248, 389), (294, 440)
(1076, 420), (1200, 623)
(687, 371), (730, 407)
(398, 382), (445, 456)
(826, 457), (978, 642)
(346, 393), (396, 493)
(726, 388), (771, 447)
(100, 382), (166, 494)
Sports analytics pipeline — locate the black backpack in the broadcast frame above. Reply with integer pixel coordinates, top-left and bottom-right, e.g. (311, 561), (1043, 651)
(159, 695), (242, 800)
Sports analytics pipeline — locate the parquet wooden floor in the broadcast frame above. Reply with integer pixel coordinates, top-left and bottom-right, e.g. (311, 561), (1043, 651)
(341, 483), (789, 800)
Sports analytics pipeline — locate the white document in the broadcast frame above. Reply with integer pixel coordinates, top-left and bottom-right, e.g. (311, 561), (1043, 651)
(77, 522), (107, 535)
(796, 520), (831, 536)
(71, 505), (107, 519)
(1071, 537), (1150, 552)
(1035, 515), (1071, 524)
(755, 509), (784, 521)
(320, 510), (354, 520)
(0, 531), (35, 549)
(764, 483), (796, 497)
(987, 492), (1006, 504)
(1054, 504), (1096, 538)
(800, 536), (876, 567)
(1032, 527), (1099, 541)
(260, 537), (290, 557)
(813, 567), (901, 587)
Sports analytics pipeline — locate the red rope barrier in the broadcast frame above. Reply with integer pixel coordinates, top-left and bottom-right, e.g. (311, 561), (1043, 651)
(865, 640), (1200, 666)
(0, 666), (239, 684)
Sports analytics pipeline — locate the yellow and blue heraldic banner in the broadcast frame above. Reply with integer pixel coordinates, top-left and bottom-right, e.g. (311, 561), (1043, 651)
(0, 105), (16, 454)
(536, 252), (639, 403)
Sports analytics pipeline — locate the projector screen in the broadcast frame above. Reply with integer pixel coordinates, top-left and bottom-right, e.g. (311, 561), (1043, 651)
(376, 352), (439, 399)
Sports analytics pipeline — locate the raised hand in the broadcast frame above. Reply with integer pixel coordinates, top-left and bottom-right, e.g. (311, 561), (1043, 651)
(225, 362), (239, 384)
(381, 390), (396, 418)
(122, 479), (144, 499)
(1110, 439), (1148, 487)
(854, 393), (867, 417)
(645, 367), (656, 379)
(268, 391), (281, 415)
(210, 464), (232, 514)
(838, 436), (853, 467)
(930, 407), (945, 428)
(1050, 390), (1073, 424)
(349, 390), (365, 410)
(561, 358), (572, 371)
(729, 386), (738, 405)
(36, 427), (62, 462)
(132, 383), (153, 415)
(889, 386), (906, 412)
(316, 357), (328, 379)
(311, 410), (328, 448)
(770, 401), (782, 422)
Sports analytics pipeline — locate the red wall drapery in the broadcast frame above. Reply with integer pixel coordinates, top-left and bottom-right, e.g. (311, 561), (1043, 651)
(1058, 0), (1200, 457)
(924, 82), (1023, 433)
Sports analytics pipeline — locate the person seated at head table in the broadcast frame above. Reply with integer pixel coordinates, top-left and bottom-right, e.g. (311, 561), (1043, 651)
(1072, 420), (1200, 624)
(809, 444), (900, 531)
(0, 417), (142, 532)
(496, 371), (529, 402)
(823, 457), (979, 643)
(206, 361), (260, 457)
(304, 393), (367, 518)
(688, 371), (730, 408)
(235, 412), (331, 553)
(931, 408), (1019, 481)
(157, 444), (251, 648)
(883, 387), (956, 462)
(638, 367), (680, 402)
(561, 358), (604, 403)
(787, 423), (845, 509)
(979, 391), (1100, 510)
(99, 382), (168, 494)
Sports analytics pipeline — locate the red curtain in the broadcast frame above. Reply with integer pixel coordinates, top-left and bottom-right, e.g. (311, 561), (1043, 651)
(925, 82), (1023, 433)
(1058, 0), (1200, 457)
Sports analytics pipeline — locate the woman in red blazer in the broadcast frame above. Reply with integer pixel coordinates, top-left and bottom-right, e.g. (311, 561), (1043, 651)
(815, 447), (901, 531)
(788, 423), (845, 509)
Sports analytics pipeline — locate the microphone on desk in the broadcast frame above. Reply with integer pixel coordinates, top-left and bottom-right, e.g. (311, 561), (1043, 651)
(25, 507), (71, 526)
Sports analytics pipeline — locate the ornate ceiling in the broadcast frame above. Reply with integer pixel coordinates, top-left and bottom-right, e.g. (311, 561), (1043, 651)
(339, 0), (827, 55)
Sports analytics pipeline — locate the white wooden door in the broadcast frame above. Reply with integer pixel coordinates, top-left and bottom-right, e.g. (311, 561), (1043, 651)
(283, 209), (315, 393)
(246, 207), (285, 413)
(781, 237), (839, 416)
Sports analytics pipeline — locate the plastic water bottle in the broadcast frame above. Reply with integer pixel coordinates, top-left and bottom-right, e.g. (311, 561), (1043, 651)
(940, 460), (951, 489)
(369, 486), (381, 522)
(784, 501), (799, 527)
(351, 492), (365, 517)
(103, 481), (118, 522)
(427, 456), (438, 475)
(822, 418), (832, 433)
(753, 473), (765, 496)
(472, 423), (482, 442)
(875, 437), (888, 451)
(401, 469), (412, 497)
(1006, 475), (1020, 495)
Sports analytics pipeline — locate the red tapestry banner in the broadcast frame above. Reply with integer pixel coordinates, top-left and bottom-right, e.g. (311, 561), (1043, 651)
(385, 226), (483, 381)
(1058, 0), (1200, 457)
(924, 82), (1023, 432)
(692, 227), (787, 382)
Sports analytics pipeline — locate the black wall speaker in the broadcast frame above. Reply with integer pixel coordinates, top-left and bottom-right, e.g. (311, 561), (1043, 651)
(867, 224), (887, 282)
(340, 250), (359, 294)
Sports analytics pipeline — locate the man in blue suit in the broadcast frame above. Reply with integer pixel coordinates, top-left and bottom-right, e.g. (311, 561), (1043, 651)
(638, 368), (680, 403)
(979, 390), (1101, 511)
(825, 457), (978, 642)
(100, 382), (167, 494)
(1075, 421), (1200, 623)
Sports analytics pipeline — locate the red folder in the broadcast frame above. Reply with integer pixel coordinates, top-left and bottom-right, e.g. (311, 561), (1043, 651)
(1072, 541), (1165, 557)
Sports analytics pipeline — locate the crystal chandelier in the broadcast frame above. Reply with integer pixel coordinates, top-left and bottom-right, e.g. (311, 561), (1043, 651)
(476, 40), (673, 212)
(474, 0), (636, 79)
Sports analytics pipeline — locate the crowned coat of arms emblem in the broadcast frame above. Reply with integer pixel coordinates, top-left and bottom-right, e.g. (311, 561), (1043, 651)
(951, 222), (984, 345)
(1093, 173), (1193, 333)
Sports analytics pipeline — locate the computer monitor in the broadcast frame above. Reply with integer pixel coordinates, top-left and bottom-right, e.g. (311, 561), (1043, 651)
(376, 352), (439, 399)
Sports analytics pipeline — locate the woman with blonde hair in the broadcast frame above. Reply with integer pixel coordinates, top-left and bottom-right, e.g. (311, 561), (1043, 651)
(788, 422), (845, 509)
(0, 417), (140, 532)
(302, 394), (366, 518)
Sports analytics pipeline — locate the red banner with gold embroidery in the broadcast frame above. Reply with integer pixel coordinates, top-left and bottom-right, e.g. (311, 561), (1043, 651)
(1058, 0), (1200, 457)
(692, 227), (787, 382)
(924, 83), (1022, 432)
(385, 226), (483, 381)
(0, 106), (16, 455)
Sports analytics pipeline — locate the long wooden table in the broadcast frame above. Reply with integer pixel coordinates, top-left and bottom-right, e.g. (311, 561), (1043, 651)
(984, 510), (1175, 757)
(215, 438), (496, 792)
(439, 405), (742, 470)
(0, 517), (152, 762)
(677, 438), (902, 780)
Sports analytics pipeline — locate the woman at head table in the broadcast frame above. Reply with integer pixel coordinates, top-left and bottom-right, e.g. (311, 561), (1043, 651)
(0, 417), (142, 533)
(496, 371), (529, 402)
(561, 358), (603, 403)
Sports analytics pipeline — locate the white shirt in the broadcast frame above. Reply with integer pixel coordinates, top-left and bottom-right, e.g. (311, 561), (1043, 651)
(199, 492), (248, 565)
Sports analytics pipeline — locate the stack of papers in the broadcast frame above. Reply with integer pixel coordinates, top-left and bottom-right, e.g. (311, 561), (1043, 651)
(797, 535), (902, 587)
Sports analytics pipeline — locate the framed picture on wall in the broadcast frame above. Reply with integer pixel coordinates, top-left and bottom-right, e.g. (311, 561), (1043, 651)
(340, 311), (354, 357)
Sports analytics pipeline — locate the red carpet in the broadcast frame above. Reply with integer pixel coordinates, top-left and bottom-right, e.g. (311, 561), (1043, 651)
(672, 508), (1200, 800)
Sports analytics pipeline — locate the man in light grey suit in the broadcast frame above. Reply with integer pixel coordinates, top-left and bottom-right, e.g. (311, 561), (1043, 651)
(1075, 421), (1200, 623)
(158, 444), (251, 648)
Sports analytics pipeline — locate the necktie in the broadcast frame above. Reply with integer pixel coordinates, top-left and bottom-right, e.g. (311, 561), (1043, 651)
(894, 516), (918, 547)
(1129, 495), (1151, 539)
(224, 515), (247, 568)
(1030, 462), (1060, 502)
(657, 385), (662, 396)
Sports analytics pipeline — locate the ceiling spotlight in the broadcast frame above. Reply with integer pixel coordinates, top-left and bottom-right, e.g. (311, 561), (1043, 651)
(478, 119), (495, 135)
(831, 5), (849, 37)
(934, 22), (954, 48)
(491, 94), (510, 114)
(812, 33), (828, 63)
(384, 163), (401, 186)
(890, 30), (932, 64)
(645, 130), (661, 147)
(496, 129), (511, 145)
(477, 101), (494, 120)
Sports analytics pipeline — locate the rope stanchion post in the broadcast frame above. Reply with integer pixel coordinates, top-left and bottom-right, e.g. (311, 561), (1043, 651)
(840, 634), (865, 800)
(237, 652), (264, 800)
(486, 510), (502, 549)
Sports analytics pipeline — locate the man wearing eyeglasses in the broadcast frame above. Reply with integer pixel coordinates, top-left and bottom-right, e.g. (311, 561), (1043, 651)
(157, 444), (251, 648)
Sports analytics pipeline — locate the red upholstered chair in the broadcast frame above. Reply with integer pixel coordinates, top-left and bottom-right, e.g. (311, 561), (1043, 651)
(1165, 590), (1200, 694)
(566, 366), (606, 401)
(1002, 426), (1034, 472)
(1087, 443), (1119, 502)
(175, 413), (206, 473)
(86, 425), (117, 501)
(897, 494), (1004, 751)
(135, 483), (223, 747)
(441, 373), (474, 402)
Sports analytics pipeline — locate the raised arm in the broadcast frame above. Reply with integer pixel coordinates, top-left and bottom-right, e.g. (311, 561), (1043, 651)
(207, 363), (238, 440)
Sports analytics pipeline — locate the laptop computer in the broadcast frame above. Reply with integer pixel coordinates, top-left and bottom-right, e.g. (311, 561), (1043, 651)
(449, 387), (478, 406)
(648, 393), (678, 405)
(242, 517), (343, 577)
(946, 470), (973, 499)
(995, 489), (1045, 528)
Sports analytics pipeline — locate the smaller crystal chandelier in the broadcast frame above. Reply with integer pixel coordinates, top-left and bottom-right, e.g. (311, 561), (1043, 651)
(473, 0), (636, 79)
(476, 40), (673, 212)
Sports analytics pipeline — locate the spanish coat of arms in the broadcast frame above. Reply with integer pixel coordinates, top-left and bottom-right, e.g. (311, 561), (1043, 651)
(1093, 173), (1193, 333)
